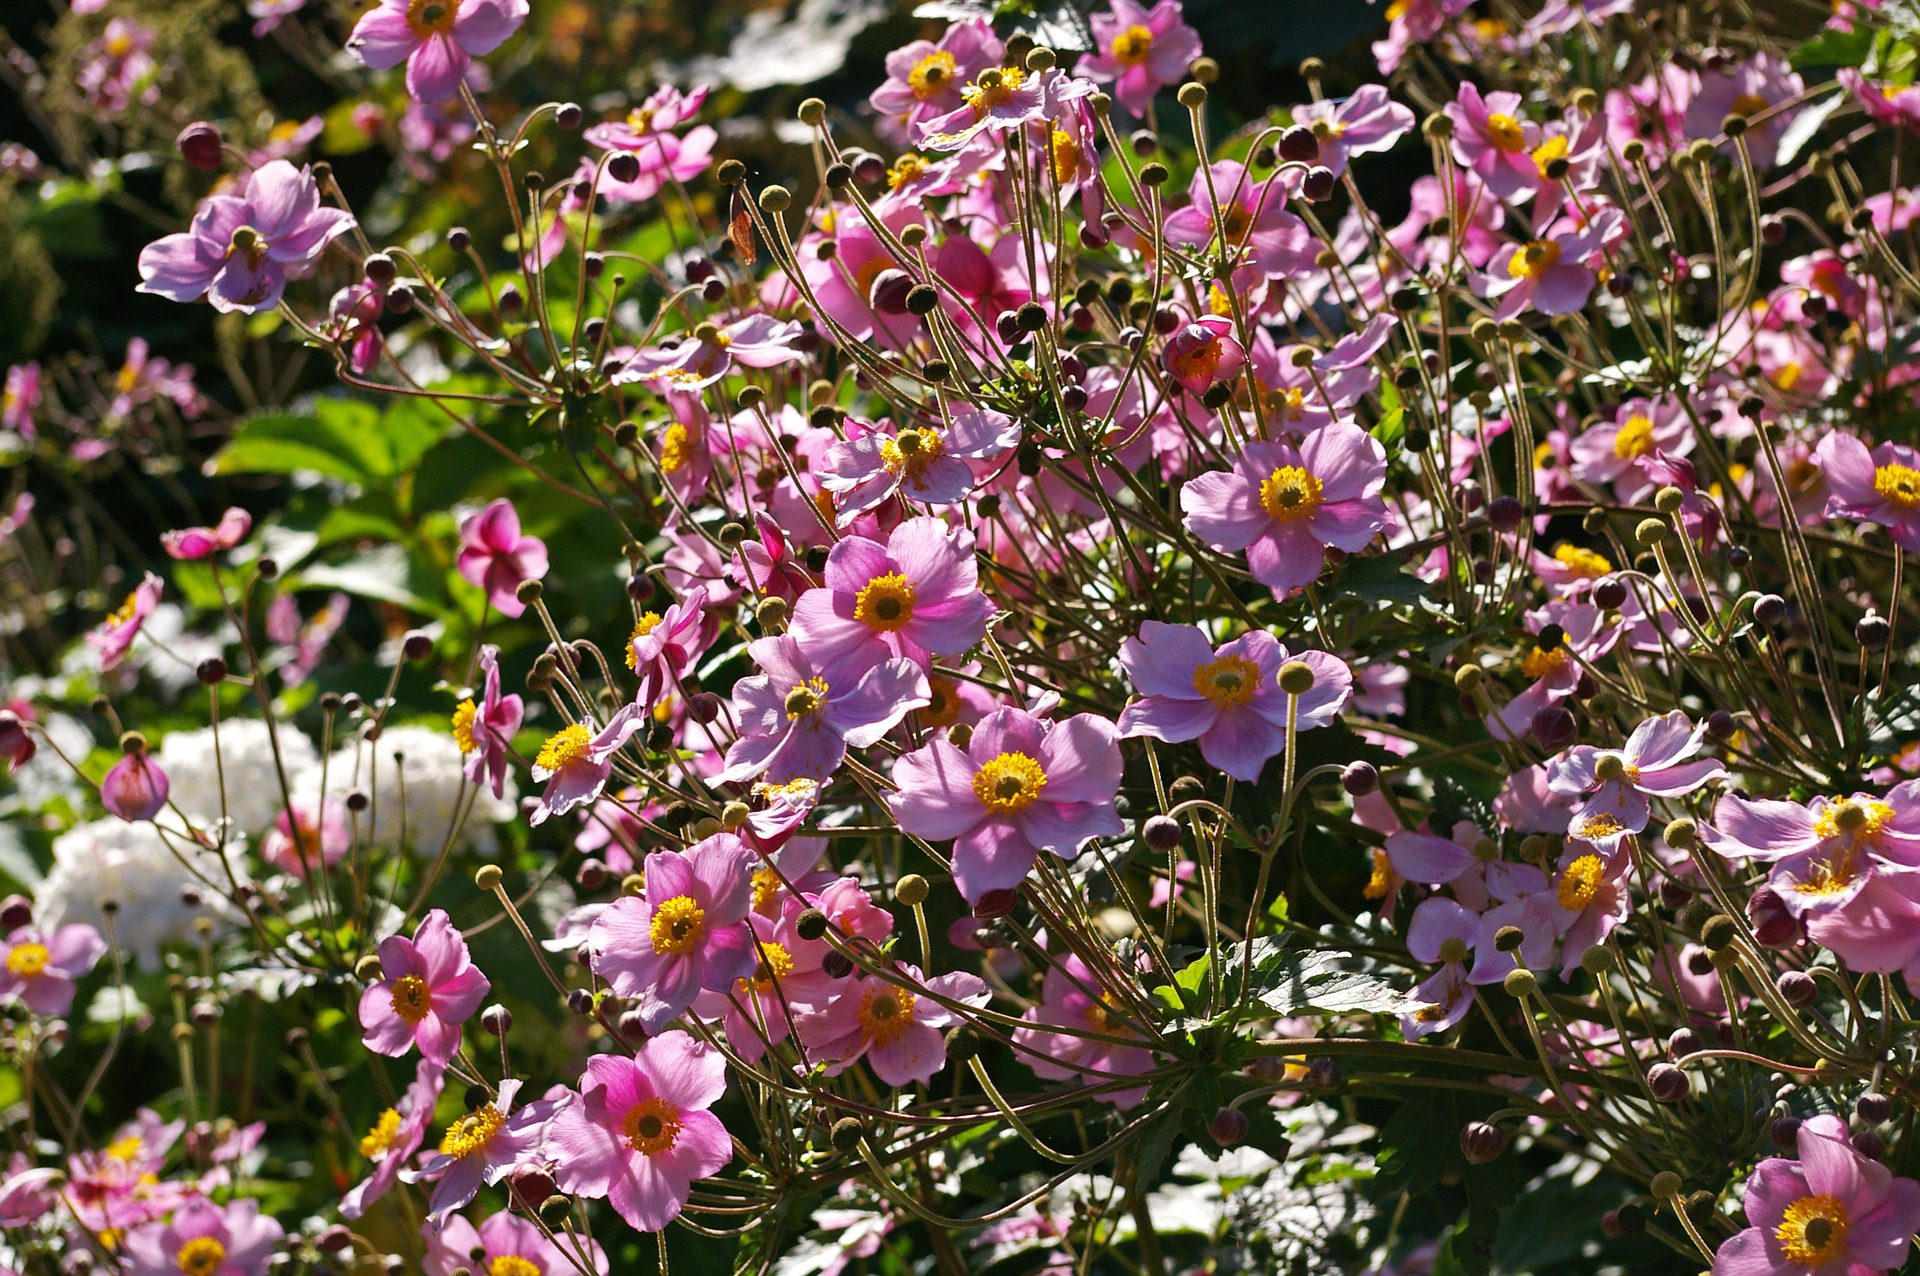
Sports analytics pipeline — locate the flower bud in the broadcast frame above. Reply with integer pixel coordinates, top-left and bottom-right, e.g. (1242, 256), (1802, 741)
(1460, 1121), (1505, 1164)
(481, 1004), (512, 1037)
(101, 750), (170, 822)
(1648, 1062), (1689, 1103)
(973, 889), (1019, 920)
(1754, 594), (1787, 626)
(1747, 887), (1802, 949)
(177, 122), (224, 170)
(795, 908), (828, 942)
(1856, 612), (1890, 649)
(607, 152), (641, 184)
(895, 874), (930, 907)
(538, 1196), (572, 1228)
(1857, 1091), (1892, 1124)
(510, 1165), (555, 1211)
(1502, 968), (1536, 998)
(1277, 660), (1315, 695)
(1141, 815), (1182, 851)
(1698, 912), (1735, 952)
(1667, 1027), (1700, 1059)
(1341, 761), (1378, 796)
(1853, 1130), (1886, 1161)
(1529, 705), (1577, 753)
(1776, 969), (1816, 1006)
(1300, 166), (1336, 202)
(1208, 1107), (1248, 1146)
(1277, 125), (1319, 164)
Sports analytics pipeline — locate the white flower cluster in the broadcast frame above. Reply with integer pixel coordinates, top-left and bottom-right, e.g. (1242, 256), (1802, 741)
(295, 723), (515, 854)
(37, 820), (237, 970)
(157, 718), (319, 836)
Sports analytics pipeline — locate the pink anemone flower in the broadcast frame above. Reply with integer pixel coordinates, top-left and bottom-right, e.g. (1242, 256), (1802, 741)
(787, 516), (993, 669)
(627, 585), (713, 709)
(457, 498), (548, 618)
(137, 162), (355, 314)
(101, 747), (170, 822)
(89, 572), (163, 671)
(122, 1197), (285, 1276)
(889, 706), (1124, 905)
(583, 84), (716, 203)
(1814, 433), (1920, 551)
(343, 1057), (445, 1219)
(1009, 952), (1156, 1103)
(1079, 0), (1202, 115)
(529, 704), (646, 826)
(260, 797), (351, 877)
(544, 1032), (733, 1233)
(1292, 84), (1415, 176)
(717, 635), (929, 785)
(1117, 622), (1352, 782)
(1483, 210), (1621, 318)
(1546, 710), (1727, 836)
(615, 314), (807, 392)
(589, 834), (756, 1032)
(407, 1078), (560, 1224)
(796, 962), (990, 1086)
(1161, 316), (1246, 395)
(1179, 422), (1390, 599)
(358, 908), (491, 1065)
(820, 411), (1023, 524)
(161, 507), (252, 560)
(0, 922), (106, 1016)
(426, 1211), (606, 1276)
(347, 0), (528, 102)
(453, 644), (523, 800)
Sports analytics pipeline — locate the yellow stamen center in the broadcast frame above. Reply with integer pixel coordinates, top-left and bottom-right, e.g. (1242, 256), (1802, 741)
(1520, 644), (1569, 680)
(784, 677), (830, 719)
(659, 423), (691, 474)
(1111, 24), (1154, 65)
(1873, 463), (1920, 509)
(438, 1104), (505, 1159)
(1050, 128), (1082, 184)
(1508, 239), (1562, 280)
(854, 572), (917, 632)
(751, 866), (781, 914)
(5, 942), (49, 978)
(887, 154), (929, 189)
(1364, 848), (1394, 900)
(1258, 465), (1324, 522)
(1731, 92), (1769, 119)
(1813, 797), (1894, 843)
(1775, 1194), (1850, 1266)
(451, 699), (478, 754)
(1555, 853), (1606, 910)
(908, 50), (958, 99)
(490, 1258), (542, 1276)
(1551, 543), (1613, 578)
(961, 66), (1028, 115)
(739, 941), (795, 995)
(1191, 654), (1261, 707)
(390, 974), (432, 1024)
(622, 1096), (682, 1156)
(1612, 414), (1656, 460)
(880, 427), (945, 483)
(176, 1238), (227, 1276)
(1531, 134), (1569, 177)
(535, 724), (593, 773)
(359, 1108), (403, 1159)
(972, 751), (1049, 813)
(649, 895), (707, 956)
(1577, 813), (1624, 840)
(626, 612), (664, 669)
(857, 986), (918, 1047)
(1486, 112), (1527, 153)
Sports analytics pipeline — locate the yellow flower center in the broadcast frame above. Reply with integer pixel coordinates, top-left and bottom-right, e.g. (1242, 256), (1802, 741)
(1731, 92), (1769, 119)
(439, 1104), (506, 1159)
(1520, 644), (1569, 680)
(961, 66), (1028, 115)
(451, 699), (478, 754)
(1049, 128), (1082, 184)
(622, 1096), (683, 1156)
(626, 612), (664, 669)
(880, 427), (945, 482)
(1364, 847), (1393, 900)
(1552, 543), (1613, 578)
(1486, 112), (1527, 153)
(1873, 463), (1920, 509)
(1576, 813), (1624, 840)
(1813, 797), (1894, 843)
(887, 154), (929, 189)
(751, 866), (781, 914)
(1531, 134), (1569, 177)
(176, 1238), (227, 1276)
(389, 975), (432, 1024)
(1110, 24), (1154, 65)
(854, 572), (918, 632)
(1191, 654), (1261, 707)
(1555, 853), (1606, 910)
(972, 751), (1048, 813)
(490, 1258), (542, 1276)
(1790, 845), (1859, 896)
(625, 106), (657, 132)
(908, 50), (958, 99)
(1508, 239), (1563, 280)
(1612, 414), (1656, 460)
(1772, 361), (1805, 392)
(922, 675), (960, 728)
(535, 724), (593, 773)
(1268, 385), (1308, 421)
(856, 985), (918, 1047)
(1258, 465), (1324, 522)
(359, 1108), (403, 1159)
(5, 942), (49, 977)
(1775, 1194), (1850, 1266)
(784, 676), (830, 719)
(739, 941), (795, 995)
(107, 1135), (143, 1161)
(660, 423), (691, 474)
(649, 895), (707, 955)
(405, 0), (457, 36)
(106, 589), (143, 628)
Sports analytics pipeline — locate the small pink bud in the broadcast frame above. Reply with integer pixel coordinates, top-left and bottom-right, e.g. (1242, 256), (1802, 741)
(101, 750), (169, 822)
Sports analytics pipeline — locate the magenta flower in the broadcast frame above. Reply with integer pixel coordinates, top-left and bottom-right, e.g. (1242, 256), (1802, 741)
(426, 1212), (605, 1276)
(1483, 211), (1620, 318)
(820, 411), (1022, 524)
(1080, 0), (1202, 115)
(889, 707), (1124, 904)
(0, 710), (31, 773)
(1161, 316), (1246, 395)
(1546, 710), (1727, 837)
(1487, 602), (1620, 742)
(1117, 623), (1352, 782)
(1163, 160), (1314, 279)
(1569, 397), (1691, 503)
(589, 834), (756, 1032)
(529, 704), (645, 826)
(137, 161), (355, 313)
(161, 507), (252, 560)
(787, 516), (993, 669)
(358, 908), (491, 1065)
(407, 1078), (559, 1224)
(1546, 841), (1632, 978)
(627, 586), (713, 709)
(122, 1197), (285, 1276)
(1814, 433), (1920, 551)
(583, 84), (717, 203)
(916, 65), (1093, 154)
(457, 498), (548, 618)
(1710, 1113), (1920, 1276)
(615, 314), (806, 391)
(717, 635), (928, 785)
(343, 1058), (444, 1220)
(1292, 85), (1415, 176)
(1180, 423), (1389, 600)
(1445, 81), (1542, 199)
(101, 746), (170, 822)
(261, 797), (350, 877)
(796, 962), (989, 1086)
(0, 1164), (62, 1227)
(2, 362), (39, 437)
(545, 1031), (733, 1232)
(1010, 952), (1156, 1102)
(89, 572), (163, 671)
(347, 0), (528, 101)
(870, 19), (1003, 141)
(0, 922), (105, 1016)
(453, 644), (522, 800)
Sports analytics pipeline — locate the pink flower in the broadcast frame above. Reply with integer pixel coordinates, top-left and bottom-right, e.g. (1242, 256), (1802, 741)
(870, 20), (1004, 141)
(88, 572), (163, 671)
(1545, 840), (1632, 978)
(1546, 710), (1727, 837)
(2, 363), (40, 437)
(407, 1078), (560, 1224)
(788, 516), (993, 669)
(1160, 316), (1246, 395)
(122, 1197), (285, 1276)
(160, 507), (252, 560)
(718, 636), (928, 785)
(1814, 433), (1920, 551)
(583, 85), (716, 203)
(0, 1164), (62, 1226)
(261, 797), (350, 877)
(615, 314), (807, 392)
(1010, 952), (1156, 1102)
(426, 1211), (606, 1276)
(347, 0), (528, 102)
(1292, 85), (1415, 176)
(1163, 161), (1314, 280)
(457, 499), (548, 618)
(915, 66), (1094, 154)
(101, 746), (170, 822)
(1684, 52), (1803, 171)
(1483, 211), (1620, 318)
(589, 834), (756, 1032)
(0, 923), (105, 1016)
(1117, 623), (1352, 782)
(0, 710), (30, 773)
(343, 1057), (444, 1219)
(529, 705), (645, 826)
(690, 908), (837, 1063)
(1445, 81), (1542, 199)
(544, 1032), (733, 1232)
(1841, 68), (1920, 131)
(820, 412), (1022, 525)
(796, 962), (989, 1086)
(1568, 397), (1691, 503)
(626, 586), (713, 708)
(454, 644), (523, 800)
(1488, 602), (1620, 742)
(1179, 423), (1390, 599)
(137, 162), (356, 313)
(358, 909), (491, 1064)
(889, 707), (1124, 904)
(1710, 1114), (1920, 1275)
(1079, 0), (1202, 115)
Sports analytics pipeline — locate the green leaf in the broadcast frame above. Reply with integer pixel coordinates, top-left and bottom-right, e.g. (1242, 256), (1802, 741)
(1789, 24), (1877, 70)
(1220, 938), (1413, 1017)
(1337, 553), (1431, 604)
(211, 412), (373, 484)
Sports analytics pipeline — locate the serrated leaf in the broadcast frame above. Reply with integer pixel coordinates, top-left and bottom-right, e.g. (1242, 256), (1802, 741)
(1223, 938), (1413, 1016)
